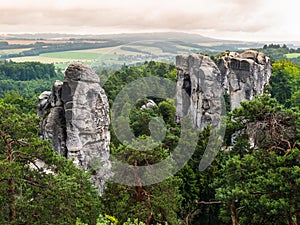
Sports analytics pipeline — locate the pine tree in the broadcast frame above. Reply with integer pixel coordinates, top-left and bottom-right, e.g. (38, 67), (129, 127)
(0, 97), (101, 225)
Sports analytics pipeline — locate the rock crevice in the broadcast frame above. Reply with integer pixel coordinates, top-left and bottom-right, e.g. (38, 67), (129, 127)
(175, 50), (271, 129)
(218, 50), (271, 111)
(175, 54), (223, 130)
(37, 62), (111, 195)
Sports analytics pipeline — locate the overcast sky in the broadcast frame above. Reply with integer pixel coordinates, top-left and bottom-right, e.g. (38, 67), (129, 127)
(0, 0), (298, 41)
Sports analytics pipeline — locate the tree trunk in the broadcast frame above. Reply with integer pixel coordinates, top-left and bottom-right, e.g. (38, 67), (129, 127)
(8, 178), (16, 224)
(1, 132), (17, 224)
(230, 203), (238, 225)
(294, 206), (300, 225)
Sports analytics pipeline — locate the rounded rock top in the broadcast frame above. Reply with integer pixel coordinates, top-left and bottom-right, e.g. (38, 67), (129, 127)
(64, 62), (100, 83)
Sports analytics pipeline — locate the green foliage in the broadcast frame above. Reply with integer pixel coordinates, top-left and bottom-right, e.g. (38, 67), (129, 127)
(158, 100), (176, 126)
(260, 43), (300, 64)
(1, 50), (299, 224)
(212, 95), (300, 225)
(102, 136), (183, 225)
(261, 44), (290, 61)
(77, 214), (119, 225)
(102, 61), (226, 224)
(1, 92), (37, 113)
(129, 107), (160, 137)
(0, 98), (101, 224)
(291, 89), (300, 107)
(76, 214), (150, 225)
(175, 127), (222, 225)
(270, 60), (300, 107)
(226, 94), (300, 151)
(102, 65), (184, 224)
(79, 57), (300, 224)
(213, 148), (300, 225)
(0, 60), (63, 98)
(0, 60), (56, 80)
(103, 61), (176, 106)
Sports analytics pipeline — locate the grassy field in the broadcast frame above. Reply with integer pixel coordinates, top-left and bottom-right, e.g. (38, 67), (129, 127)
(74, 46), (137, 55)
(9, 43), (173, 68)
(72, 45), (164, 55)
(10, 50), (121, 69)
(8, 44), (174, 70)
(132, 45), (164, 54)
(0, 48), (31, 55)
(285, 53), (300, 58)
(40, 51), (101, 60)
(11, 56), (73, 63)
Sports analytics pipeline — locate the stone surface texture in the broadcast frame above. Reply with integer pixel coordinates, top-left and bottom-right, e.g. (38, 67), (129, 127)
(175, 54), (223, 130)
(37, 62), (111, 195)
(218, 50), (271, 110)
(37, 50), (271, 193)
(175, 50), (271, 129)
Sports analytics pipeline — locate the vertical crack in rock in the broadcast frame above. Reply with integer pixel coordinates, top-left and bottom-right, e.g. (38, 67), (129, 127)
(175, 50), (271, 130)
(38, 81), (67, 157)
(37, 62), (111, 195)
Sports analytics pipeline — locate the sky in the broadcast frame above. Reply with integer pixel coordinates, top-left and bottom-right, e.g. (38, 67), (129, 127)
(0, 0), (298, 42)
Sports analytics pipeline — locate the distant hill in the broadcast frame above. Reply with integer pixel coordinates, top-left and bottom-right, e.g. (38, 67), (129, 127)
(0, 32), (257, 45)
(1, 32), (217, 41)
(0, 32), (263, 53)
(98, 32), (218, 43)
(0, 32), (264, 69)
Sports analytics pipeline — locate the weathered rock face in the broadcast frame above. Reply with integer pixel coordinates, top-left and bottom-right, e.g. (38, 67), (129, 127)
(175, 50), (271, 129)
(38, 62), (111, 195)
(175, 54), (223, 130)
(218, 50), (271, 110)
(37, 81), (66, 157)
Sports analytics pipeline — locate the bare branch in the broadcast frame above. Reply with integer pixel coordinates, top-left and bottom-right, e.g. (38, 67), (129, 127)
(24, 178), (46, 188)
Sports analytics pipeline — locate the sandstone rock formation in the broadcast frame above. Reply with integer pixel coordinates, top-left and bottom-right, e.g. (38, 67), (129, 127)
(175, 50), (271, 129)
(175, 54), (224, 130)
(218, 50), (271, 110)
(140, 99), (157, 110)
(38, 81), (66, 157)
(38, 62), (111, 195)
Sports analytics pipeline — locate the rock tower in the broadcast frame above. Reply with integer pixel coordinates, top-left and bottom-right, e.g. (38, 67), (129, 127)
(37, 62), (111, 195)
(175, 50), (271, 128)
(218, 50), (271, 110)
(175, 54), (224, 130)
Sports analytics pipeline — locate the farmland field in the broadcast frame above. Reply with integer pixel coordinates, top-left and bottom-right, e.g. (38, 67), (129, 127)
(8, 44), (173, 70)
(72, 45), (164, 55)
(40, 51), (101, 60)
(0, 48), (31, 55)
(285, 53), (300, 58)
(10, 50), (121, 69)
(11, 56), (73, 63)
(73, 47), (136, 55)
(2, 39), (105, 45)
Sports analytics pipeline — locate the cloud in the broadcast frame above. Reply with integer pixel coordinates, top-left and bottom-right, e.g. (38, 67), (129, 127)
(0, 3), (271, 32)
(0, 0), (298, 41)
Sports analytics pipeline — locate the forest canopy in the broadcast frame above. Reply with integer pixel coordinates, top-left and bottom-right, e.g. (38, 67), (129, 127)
(0, 53), (299, 224)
